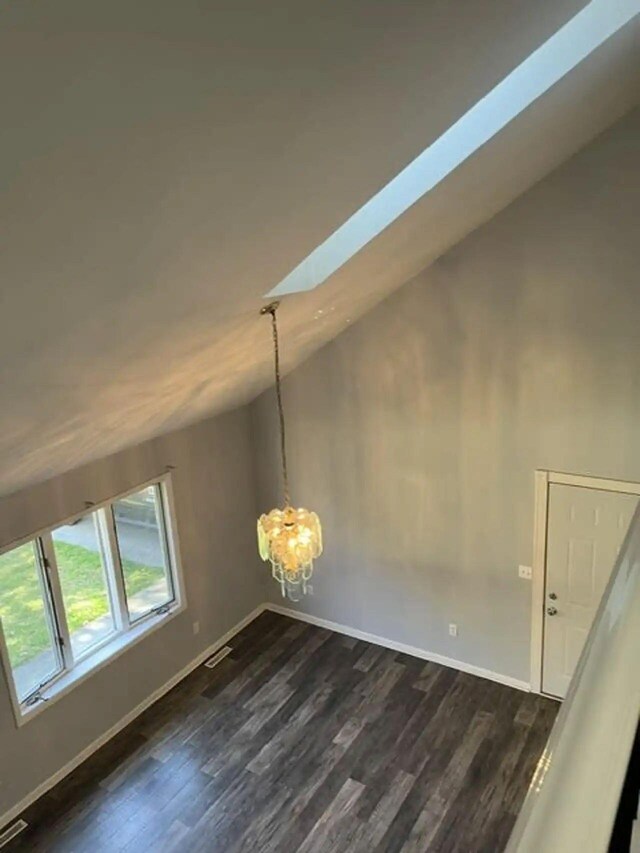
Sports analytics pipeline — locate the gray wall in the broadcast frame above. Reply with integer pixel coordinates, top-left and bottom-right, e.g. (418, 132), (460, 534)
(251, 108), (640, 684)
(0, 406), (262, 820)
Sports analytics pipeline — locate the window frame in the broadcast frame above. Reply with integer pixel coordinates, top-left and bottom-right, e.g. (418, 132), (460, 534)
(0, 472), (185, 726)
(45, 515), (117, 666)
(110, 483), (177, 625)
(2, 539), (68, 704)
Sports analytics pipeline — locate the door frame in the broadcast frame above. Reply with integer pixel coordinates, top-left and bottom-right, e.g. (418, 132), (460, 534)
(530, 470), (640, 695)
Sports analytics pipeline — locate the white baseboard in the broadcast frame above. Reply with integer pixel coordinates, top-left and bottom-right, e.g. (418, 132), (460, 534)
(266, 603), (530, 693)
(1, 598), (530, 832)
(0, 604), (267, 833)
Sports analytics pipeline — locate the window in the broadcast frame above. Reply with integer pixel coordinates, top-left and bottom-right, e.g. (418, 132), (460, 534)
(112, 486), (174, 622)
(0, 542), (63, 703)
(52, 513), (116, 659)
(0, 476), (182, 718)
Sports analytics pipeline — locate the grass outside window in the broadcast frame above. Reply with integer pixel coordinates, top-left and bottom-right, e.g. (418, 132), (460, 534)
(0, 542), (163, 667)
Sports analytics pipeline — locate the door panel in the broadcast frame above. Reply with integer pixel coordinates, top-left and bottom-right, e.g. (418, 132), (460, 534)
(542, 484), (638, 698)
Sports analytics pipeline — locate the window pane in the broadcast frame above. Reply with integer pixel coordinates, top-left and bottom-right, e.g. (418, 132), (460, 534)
(113, 486), (174, 621)
(0, 542), (62, 702)
(52, 514), (115, 659)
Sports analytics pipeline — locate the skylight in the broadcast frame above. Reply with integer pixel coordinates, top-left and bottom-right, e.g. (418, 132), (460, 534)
(267, 0), (639, 297)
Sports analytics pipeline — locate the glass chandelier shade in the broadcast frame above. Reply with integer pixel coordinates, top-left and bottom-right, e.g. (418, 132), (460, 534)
(257, 302), (323, 601)
(257, 505), (323, 600)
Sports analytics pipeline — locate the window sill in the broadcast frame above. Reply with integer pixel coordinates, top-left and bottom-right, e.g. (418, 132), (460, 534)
(15, 604), (184, 727)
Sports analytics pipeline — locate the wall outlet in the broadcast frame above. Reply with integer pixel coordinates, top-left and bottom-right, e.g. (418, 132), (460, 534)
(193, 621), (200, 635)
(518, 565), (532, 580)
(448, 623), (458, 637)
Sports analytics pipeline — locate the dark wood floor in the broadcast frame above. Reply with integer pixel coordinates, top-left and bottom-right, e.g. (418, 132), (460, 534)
(7, 611), (558, 853)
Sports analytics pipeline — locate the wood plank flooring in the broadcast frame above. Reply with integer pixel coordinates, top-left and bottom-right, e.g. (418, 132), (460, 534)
(6, 611), (558, 852)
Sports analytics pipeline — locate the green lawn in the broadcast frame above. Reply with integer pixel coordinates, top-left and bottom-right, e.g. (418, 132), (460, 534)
(0, 541), (163, 667)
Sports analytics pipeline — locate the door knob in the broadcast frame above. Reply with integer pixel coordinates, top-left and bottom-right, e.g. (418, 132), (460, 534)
(547, 606), (558, 616)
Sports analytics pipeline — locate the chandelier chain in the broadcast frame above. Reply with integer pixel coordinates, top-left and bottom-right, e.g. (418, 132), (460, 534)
(267, 306), (290, 507)
(257, 300), (322, 600)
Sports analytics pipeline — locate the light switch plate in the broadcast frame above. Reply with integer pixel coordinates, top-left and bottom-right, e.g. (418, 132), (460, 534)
(518, 565), (532, 580)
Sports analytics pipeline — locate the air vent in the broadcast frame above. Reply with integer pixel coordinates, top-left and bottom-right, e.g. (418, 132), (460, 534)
(203, 646), (232, 669)
(0, 820), (28, 849)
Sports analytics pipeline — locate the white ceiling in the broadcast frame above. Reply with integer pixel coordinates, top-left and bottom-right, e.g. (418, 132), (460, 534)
(1, 0), (639, 497)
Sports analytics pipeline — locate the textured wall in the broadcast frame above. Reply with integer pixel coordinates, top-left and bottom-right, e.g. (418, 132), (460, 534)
(0, 406), (262, 820)
(252, 109), (640, 684)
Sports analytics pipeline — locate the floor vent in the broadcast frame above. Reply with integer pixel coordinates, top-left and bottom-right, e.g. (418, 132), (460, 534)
(0, 820), (28, 849)
(204, 646), (232, 669)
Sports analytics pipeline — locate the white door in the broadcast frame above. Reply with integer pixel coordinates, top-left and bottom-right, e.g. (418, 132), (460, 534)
(542, 484), (638, 698)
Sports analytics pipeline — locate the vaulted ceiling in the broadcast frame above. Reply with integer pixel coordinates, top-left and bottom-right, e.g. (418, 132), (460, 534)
(1, 0), (639, 497)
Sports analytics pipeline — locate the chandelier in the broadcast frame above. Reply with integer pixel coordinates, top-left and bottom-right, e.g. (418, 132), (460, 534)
(257, 301), (323, 601)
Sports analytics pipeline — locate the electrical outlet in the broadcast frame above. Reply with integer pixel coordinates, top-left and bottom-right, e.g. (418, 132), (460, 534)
(518, 565), (532, 580)
(193, 621), (200, 635)
(449, 623), (458, 637)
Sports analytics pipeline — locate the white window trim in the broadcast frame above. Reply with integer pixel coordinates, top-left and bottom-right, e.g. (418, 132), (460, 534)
(0, 472), (187, 727)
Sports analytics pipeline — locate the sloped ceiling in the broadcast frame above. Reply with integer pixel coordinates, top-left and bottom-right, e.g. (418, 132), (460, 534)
(1, 0), (639, 497)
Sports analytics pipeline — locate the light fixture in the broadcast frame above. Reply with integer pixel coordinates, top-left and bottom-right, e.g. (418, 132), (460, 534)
(257, 301), (323, 601)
